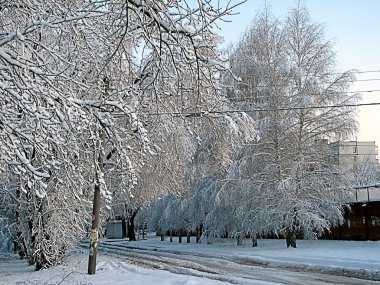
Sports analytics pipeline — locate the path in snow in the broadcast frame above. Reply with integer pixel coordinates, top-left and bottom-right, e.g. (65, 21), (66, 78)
(91, 240), (380, 285)
(0, 250), (231, 285)
(2, 236), (379, 285)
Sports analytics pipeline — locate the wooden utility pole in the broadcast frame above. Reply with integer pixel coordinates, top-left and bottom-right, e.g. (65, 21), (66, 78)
(88, 77), (108, 275)
(88, 133), (104, 274)
(87, 181), (101, 274)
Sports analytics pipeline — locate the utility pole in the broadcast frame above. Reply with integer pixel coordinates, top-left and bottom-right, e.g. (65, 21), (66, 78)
(87, 162), (101, 274)
(88, 77), (109, 275)
(88, 131), (105, 274)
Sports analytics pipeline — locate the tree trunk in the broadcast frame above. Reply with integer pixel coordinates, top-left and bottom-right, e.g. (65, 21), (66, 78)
(178, 235), (182, 243)
(88, 127), (105, 275)
(160, 234), (165, 241)
(14, 185), (27, 258)
(252, 236), (258, 247)
(196, 224), (203, 244)
(286, 210), (298, 248)
(170, 230), (173, 242)
(206, 231), (211, 244)
(27, 191), (37, 266)
(121, 218), (127, 238)
(142, 226), (145, 240)
(236, 235), (243, 246)
(186, 231), (191, 243)
(88, 180), (101, 274)
(35, 200), (48, 270)
(285, 228), (297, 248)
(127, 209), (139, 241)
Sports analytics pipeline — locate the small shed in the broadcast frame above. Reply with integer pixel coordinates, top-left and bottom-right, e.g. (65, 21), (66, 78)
(106, 220), (127, 239)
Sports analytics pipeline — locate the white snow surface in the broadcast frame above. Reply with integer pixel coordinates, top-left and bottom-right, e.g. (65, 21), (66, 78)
(1, 235), (380, 284)
(0, 249), (229, 285)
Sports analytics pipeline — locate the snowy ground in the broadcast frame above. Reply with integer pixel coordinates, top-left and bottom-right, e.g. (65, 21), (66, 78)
(0, 248), (229, 285)
(1, 235), (380, 285)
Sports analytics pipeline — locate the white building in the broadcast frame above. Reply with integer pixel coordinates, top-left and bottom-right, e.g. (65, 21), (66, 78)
(329, 141), (378, 172)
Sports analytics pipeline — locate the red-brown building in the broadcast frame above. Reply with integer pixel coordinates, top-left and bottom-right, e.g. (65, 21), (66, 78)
(323, 186), (380, 240)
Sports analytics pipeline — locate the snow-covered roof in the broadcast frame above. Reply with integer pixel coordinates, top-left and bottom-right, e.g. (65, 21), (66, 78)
(352, 185), (380, 203)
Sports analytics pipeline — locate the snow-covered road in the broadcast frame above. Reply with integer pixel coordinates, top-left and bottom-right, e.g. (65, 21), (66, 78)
(94, 239), (380, 285)
(2, 237), (380, 285)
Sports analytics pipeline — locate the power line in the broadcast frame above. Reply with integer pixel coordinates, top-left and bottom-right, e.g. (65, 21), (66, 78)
(111, 70), (380, 117)
(354, 69), (380, 74)
(349, 89), (380, 94)
(354, 78), (380, 82)
(228, 69), (380, 81)
(145, 101), (380, 117)
(225, 89), (380, 103)
(233, 82), (380, 93)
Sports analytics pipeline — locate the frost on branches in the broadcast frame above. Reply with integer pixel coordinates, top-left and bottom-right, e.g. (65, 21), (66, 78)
(221, 7), (358, 247)
(0, 0), (245, 269)
(146, 5), (360, 249)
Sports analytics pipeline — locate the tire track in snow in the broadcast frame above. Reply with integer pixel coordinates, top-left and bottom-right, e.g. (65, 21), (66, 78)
(81, 241), (380, 285)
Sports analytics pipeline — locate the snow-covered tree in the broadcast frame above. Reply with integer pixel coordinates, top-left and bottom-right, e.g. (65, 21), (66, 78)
(142, 105), (256, 241)
(1, 0), (246, 271)
(351, 157), (380, 187)
(224, 6), (358, 247)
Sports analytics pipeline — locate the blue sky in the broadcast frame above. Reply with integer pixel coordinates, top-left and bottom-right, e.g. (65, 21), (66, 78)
(215, 0), (380, 145)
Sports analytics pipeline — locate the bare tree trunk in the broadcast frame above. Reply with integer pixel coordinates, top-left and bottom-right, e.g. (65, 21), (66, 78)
(127, 209), (139, 241)
(206, 231), (211, 244)
(27, 191), (36, 266)
(285, 228), (297, 248)
(286, 210), (298, 248)
(35, 199), (48, 270)
(14, 185), (27, 258)
(236, 235), (243, 246)
(121, 217), (127, 238)
(252, 236), (257, 247)
(196, 224), (203, 244)
(186, 231), (191, 243)
(142, 226), (145, 240)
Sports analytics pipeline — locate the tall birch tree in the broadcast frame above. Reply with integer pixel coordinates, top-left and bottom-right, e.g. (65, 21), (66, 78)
(225, 6), (358, 247)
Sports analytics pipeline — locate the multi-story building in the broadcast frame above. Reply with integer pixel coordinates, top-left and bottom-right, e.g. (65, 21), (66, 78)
(329, 141), (378, 172)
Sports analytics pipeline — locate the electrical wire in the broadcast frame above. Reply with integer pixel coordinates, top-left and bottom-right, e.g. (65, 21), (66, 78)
(226, 90), (380, 103)
(114, 69), (380, 117)
(128, 87), (380, 117)
(354, 78), (380, 82)
(227, 69), (380, 81)
(353, 69), (380, 74)
(231, 80), (380, 93)
(144, 101), (380, 116)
